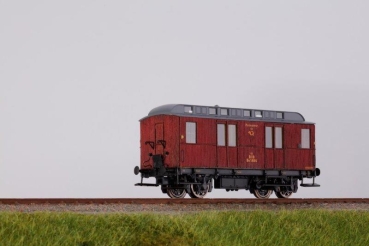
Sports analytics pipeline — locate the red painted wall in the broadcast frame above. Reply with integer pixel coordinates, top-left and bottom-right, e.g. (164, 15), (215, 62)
(284, 124), (315, 170)
(140, 115), (316, 171)
(179, 117), (216, 168)
(140, 115), (180, 169)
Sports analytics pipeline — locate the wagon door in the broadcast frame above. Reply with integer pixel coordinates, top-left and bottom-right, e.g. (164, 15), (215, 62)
(265, 124), (285, 169)
(216, 121), (238, 168)
(227, 121), (238, 168)
(155, 123), (164, 155)
(217, 121), (227, 168)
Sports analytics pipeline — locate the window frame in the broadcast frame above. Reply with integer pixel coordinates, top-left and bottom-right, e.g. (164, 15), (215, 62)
(243, 110), (251, 117)
(301, 129), (310, 149)
(255, 110), (263, 118)
(228, 124), (236, 147)
(274, 127), (283, 149)
(265, 126), (283, 149)
(209, 108), (217, 115)
(184, 106), (193, 114)
(217, 124), (226, 146)
(186, 122), (196, 144)
(265, 126), (273, 148)
(220, 108), (228, 116)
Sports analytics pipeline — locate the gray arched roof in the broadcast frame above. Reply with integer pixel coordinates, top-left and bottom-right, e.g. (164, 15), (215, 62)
(141, 104), (312, 124)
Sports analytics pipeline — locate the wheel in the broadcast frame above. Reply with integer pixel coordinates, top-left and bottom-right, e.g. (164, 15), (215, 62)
(253, 189), (273, 199)
(275, 190), (293, 198)
(161, 186), (168, 194)
(275, 178), (295, 198)
(188, 191), (197, 198)
(189, 183), (208, 198)
(167, 188), (186, 198)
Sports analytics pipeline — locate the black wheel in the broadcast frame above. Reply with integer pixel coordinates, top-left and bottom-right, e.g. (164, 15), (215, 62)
(188, 191), (197, 198)
(275, 190), (293, 198)
(189, 183), (208, 198)
(254, 189), (273, 199)
(167, 188), (186, 198)
(161, 186), (168, 194)
(275, 178), (295, 198)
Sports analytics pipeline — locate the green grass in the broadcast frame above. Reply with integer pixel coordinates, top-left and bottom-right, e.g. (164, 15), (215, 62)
(1, 210), (369, 246)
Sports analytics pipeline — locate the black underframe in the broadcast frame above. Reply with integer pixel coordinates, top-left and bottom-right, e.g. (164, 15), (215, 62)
(135, 154), (320, 191)
(135, 167), (320, 189)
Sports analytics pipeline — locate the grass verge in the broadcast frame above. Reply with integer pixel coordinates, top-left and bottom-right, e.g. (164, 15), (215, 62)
(1, 210), (369, 246)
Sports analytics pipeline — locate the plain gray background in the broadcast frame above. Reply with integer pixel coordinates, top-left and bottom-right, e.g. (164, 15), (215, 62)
(1, 1), (368, 198)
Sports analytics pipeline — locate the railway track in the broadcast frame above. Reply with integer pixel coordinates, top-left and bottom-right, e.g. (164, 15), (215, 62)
(0, 198), (368, 205)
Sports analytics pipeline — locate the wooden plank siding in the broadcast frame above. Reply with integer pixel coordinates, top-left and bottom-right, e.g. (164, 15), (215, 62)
(180, 117), (216, 168)
(284, 124), (315, 170)
(140, 115), (316, 171)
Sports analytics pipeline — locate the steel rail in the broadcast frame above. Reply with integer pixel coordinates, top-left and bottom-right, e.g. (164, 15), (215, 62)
(0, 198), (368, 205)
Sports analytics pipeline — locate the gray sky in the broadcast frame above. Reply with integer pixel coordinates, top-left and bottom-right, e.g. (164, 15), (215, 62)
(1, 1), (368, 198)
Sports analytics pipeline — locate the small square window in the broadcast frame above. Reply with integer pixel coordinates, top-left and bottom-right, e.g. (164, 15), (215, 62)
(220, 108), (228, 115)
(237, 109), (242, 117)
(201, 107), (207, 114)
(209, 108), (216, 115)
(195, 107), (201, 114)
(184, 106), (193, 113)
(255, 111), (263, 118)
(277, 112), (283, 119)
(231, 109), (237, 116)
(243, 110), (251, 117)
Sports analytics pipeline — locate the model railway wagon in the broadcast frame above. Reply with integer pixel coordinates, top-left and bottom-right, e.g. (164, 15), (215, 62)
(134, 104), (320, 199)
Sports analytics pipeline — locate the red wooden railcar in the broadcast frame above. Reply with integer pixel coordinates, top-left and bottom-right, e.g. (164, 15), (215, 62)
(134, 104), (320, 199)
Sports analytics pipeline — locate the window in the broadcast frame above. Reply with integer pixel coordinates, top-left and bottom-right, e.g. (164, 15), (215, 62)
(275, 127), (283, 149)
(255, 111), (263, 118)
(186, 122), (196, 143)
(231, 109), (237, 116)
(209, 108), (216, 115)
(217, 124), (225, 146)
(184, 106), (193, 113)
(194, 107), (207, 114)
(228, 125), (236, 147)
(220, 108), (228, 115)
(277, 112), (283, 119)
(265, 127), (272, 148)
(301, 129), (310, 149)
(243, 110), (251, 117)
(266, 126), (283, 148)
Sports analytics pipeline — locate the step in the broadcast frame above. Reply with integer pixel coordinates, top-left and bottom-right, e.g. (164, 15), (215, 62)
(300, 183), (320, 187)
(135, 183), (159, 187)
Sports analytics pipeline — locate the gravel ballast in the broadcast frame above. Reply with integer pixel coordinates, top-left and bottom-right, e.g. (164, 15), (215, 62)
(1, 202), (369, 213)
